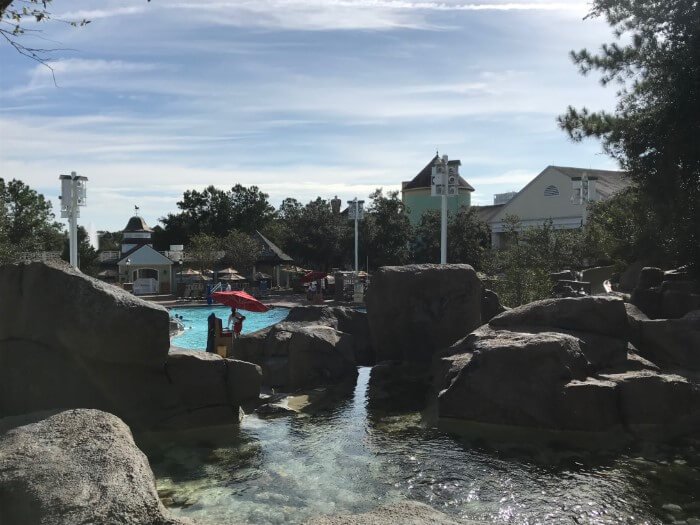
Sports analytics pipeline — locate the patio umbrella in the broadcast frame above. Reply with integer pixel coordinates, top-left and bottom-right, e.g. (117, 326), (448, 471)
(300, 271), (327, 283)
(217, 267), (239, 275)
(212, 290), (269, 312)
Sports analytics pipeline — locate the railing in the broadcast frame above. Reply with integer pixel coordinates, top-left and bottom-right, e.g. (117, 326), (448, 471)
(98, 251), (120, 262)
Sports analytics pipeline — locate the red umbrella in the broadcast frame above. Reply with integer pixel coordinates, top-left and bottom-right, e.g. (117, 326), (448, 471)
(300, 271), (327, 283)
(211, 290), (269, 312)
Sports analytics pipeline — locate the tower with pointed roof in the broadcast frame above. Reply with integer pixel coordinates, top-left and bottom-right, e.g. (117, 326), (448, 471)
(401, 153), (475, 225)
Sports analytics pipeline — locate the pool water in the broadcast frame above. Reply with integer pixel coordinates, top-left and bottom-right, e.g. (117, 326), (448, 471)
(170, 306), (290, 350)
(147, 368), (700, 525)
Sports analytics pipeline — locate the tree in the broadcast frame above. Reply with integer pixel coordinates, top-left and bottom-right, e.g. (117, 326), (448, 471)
(61, 225), (98, 275)
(361, 189), (412, 269)
(559, 0), (700, 273)
(221, 230), (260, 277)
(160, 184), (276, 244)
(0, 178), (64, 262)
(278, 197), (352, 270)
(1, 0), (89, 75)
(187, 233), (222, 274)
(484, 216), (585, 307)
(412, 206), (490, 269)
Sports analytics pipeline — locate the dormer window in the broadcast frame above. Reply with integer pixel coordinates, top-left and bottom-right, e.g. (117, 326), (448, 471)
(544, 185), (559, 197)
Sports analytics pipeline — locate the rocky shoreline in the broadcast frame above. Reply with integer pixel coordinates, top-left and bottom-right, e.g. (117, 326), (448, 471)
(1, 260), (698, 524)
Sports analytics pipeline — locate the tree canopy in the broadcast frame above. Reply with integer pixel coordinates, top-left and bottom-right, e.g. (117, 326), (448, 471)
(559, 0), (700, 272)
(0, 178), (64, 262)
(361, 189), (412, 269)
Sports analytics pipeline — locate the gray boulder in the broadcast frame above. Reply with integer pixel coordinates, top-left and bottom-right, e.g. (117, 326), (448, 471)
(633, 310), (700, 371)
(438, 328), (589, 428)
(481, 288), (507, 322)
(284, 305), (374, 365)
(234, 322), (357, 390)
(599, 370), (700, 438)
(638, 267), (664, 289)
(0, 261), (254, 429)
(367, 361), (432, 412)
(0, 261), (169, 367)
(366, 264), (482, 362)
(556, 378), (622, 432)
(489, 296), (628, 338)
(0, 409), (191, 525)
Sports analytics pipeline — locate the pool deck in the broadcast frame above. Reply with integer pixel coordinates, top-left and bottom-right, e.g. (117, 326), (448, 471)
(147, 292), (363, 310)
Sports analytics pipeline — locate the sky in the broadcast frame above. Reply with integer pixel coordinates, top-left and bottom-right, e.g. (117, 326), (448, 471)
(0, 0), (619, 233)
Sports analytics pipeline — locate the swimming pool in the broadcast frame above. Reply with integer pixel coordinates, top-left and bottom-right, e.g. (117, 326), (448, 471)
(170, 306), (289, 350)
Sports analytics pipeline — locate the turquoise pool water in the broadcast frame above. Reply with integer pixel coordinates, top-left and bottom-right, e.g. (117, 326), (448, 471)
(170, 306), (289, 350)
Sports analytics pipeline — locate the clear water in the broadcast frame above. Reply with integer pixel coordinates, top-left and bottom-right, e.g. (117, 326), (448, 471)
(147, 368), (700, 525)
(170, 306), (290, 350)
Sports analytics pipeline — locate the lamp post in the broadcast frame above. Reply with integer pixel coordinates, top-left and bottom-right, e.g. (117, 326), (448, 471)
(430, 154), (459, 264)
(59, 172), (88, 268)
(347, 198), (365, 302)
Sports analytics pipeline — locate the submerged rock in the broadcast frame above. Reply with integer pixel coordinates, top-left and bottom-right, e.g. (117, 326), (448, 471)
(0, 409), (191, 525)
(366, 264), (482, 362)
(303, 501), (464, 525)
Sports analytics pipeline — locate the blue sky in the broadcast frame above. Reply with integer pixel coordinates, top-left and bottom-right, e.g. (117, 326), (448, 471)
(0, 0), (618, 233)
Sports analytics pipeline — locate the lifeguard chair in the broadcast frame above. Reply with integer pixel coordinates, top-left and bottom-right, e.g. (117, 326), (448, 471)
(206, 313), (233, 357)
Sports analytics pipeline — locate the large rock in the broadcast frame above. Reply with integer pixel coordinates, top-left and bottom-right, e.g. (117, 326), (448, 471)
(489, 296), (628, 338)
(0, 261), (169, 366)
(367, 361), (432, 412)
(304, 501), (463, 525)
(0, 261), (256, 429)
(366, 264), (482, 362)
(633, 310), (700, 371)
(234, 322), (357, 390)
(0, 409), (190, 525)
(164, 350), (261, 424)
(481, 288), (507, 322)
(284, 305), (374, 365)
(599, 371), (700, 438)
(438, 327), (589, 428)
(638, 267), (664, 289)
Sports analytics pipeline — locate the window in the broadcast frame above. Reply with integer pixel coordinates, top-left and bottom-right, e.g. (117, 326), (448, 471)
(544, 185), (559, 197)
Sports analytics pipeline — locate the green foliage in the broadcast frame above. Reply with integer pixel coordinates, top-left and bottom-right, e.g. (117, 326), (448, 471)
(221, 229), (260, 276)
(61, 226), (98, 275)
(160, 184), (275, 245)
(277, 197), (352, 270)
(559, 0), (700, 272)
(412, 206), (490, 269)
(97, 230), (123, 251)
(0, 178), (64, 262)
(484, 216), (586, 307)
(187, 233), (222, 273)
(361, 189), (412, 269)
(582, 186), (667, 268)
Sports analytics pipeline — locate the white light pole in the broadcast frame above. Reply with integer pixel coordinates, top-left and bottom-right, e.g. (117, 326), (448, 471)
(431, 154), (459, 264)
(347, 198), (365, 302)
(59, 172), (88, 268)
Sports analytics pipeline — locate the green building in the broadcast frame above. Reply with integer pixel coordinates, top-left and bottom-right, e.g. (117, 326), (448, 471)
(401, 154), (474, 225)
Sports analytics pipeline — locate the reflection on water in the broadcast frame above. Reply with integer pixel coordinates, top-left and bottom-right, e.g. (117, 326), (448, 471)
(147, 368), (700, 525)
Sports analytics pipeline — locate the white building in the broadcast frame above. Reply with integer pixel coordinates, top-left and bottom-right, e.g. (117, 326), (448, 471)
(487, 166), (629, 248)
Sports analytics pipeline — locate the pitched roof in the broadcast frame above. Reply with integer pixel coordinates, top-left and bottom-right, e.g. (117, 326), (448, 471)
(123, 215), (153, 233)
(402, 154), (475, 191)
(473, 204), (505, 223)
(254, 230), (293, 264)
(117, 244), (173, 265)
(550, 166), (629, 199)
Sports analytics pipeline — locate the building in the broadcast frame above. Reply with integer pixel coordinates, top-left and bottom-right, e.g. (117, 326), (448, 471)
(97, 213), (176, 295)
(401, 154), (475, 225)
(487, 165), (629, 248)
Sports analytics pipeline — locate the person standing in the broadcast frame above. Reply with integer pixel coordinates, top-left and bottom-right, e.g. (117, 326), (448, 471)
(227, 307), (246, 338)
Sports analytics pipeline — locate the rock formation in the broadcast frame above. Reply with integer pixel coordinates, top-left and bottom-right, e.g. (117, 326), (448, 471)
(303, 501), (466, 525)
(0, 261), (261, 429)
(0, 409), (192, 525)
(435, 296), (700, 440)
(366, 264), (482, 362)
(233, 305), (366, 390)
